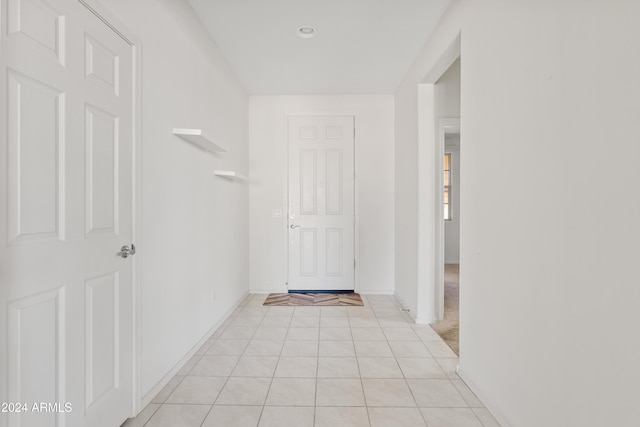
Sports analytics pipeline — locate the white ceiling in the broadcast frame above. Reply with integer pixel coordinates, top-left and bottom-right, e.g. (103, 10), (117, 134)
(187, 0), (452, 95)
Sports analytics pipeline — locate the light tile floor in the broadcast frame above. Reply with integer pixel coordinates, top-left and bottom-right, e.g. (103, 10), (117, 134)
(122, 294), (501, 427)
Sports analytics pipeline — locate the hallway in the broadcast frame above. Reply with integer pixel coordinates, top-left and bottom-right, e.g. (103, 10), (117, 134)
(123, 294), (499, 427)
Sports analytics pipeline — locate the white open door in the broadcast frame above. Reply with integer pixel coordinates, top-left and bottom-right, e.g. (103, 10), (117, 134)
(287, 116), (355, 291)
(0, 0), (136, 426)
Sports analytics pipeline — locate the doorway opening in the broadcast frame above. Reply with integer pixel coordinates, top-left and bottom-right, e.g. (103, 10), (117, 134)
(431, 125), (460, 354)
(414, 33), (461, 356)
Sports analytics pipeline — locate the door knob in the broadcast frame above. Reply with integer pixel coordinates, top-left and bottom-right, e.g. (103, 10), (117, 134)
(117, 244), (136, 258)
(289, 224), (300, 229)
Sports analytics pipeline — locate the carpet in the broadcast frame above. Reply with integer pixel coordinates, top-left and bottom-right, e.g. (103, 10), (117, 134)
(430, 264), (459, 355)
(263, 292), (364, 306)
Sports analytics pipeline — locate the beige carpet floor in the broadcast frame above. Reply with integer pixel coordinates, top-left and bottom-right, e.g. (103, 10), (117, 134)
(430, 264), (459, 355)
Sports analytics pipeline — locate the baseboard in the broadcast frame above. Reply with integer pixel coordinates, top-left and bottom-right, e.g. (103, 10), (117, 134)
(358, 289), (394, 295)
(140, 291), (249, 408)
(413, 316), (435, 325)
(393, 292), (419, 320)
(250, 289), (286, 294)
(457, 366), (512, 427)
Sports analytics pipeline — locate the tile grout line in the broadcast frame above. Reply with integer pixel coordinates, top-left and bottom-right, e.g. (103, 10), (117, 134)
(252, 294), (269, 427)
(197, 301), (246, 427)
(203, 296), (258, 426)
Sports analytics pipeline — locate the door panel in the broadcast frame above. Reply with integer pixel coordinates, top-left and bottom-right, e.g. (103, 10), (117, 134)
(7, 70), (65, 243)
(84, 33), (119, 95)
(325, 228), (343, 276)
(299, 228), (317, 276)
(85, 272), (118, 407)
(300, 149), (317, 214)
(85, 104), (118, 236)
(7, 289), (64, 427)
(7, 0), (65, 65)
(325, 149), (343, 215)
(0, 1), (135, 426)
(288, 116), (355, 291)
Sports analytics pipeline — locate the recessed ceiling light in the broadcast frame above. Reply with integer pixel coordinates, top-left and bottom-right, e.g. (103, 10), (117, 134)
(297, 26), (317, 39)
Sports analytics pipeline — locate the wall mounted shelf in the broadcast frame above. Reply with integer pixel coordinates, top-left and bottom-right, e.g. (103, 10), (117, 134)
(172, 128), (226, 153)
(214, 170), (248, 181)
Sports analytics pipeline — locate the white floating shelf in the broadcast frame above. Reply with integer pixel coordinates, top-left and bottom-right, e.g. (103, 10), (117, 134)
(214, 170), (248, 181)
(172, 128), (226, 153)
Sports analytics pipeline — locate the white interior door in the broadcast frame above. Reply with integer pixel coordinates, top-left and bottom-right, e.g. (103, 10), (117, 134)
(0, 1), (135, 426)
(288, 116), (355, 291)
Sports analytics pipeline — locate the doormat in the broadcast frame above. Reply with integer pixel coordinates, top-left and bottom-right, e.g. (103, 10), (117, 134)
(263, 293), (364, 306)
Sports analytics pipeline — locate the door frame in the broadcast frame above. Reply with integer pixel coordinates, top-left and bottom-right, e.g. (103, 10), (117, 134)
(415, 34), (461, 324)
(78, 0), (143, 415)
(284, 113), (359, 293)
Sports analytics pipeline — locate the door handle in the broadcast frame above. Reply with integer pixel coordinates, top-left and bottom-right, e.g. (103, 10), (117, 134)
(289, 224), (300, 229)
(117, 244), (136, 258)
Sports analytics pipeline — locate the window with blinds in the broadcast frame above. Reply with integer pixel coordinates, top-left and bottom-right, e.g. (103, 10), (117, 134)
(444, 153), (451, 221)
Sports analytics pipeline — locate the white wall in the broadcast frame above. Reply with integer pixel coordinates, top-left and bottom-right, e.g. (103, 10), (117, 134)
(444, 135), (460, 264)
(249, 96), (395, 295)
(396, 0), (640, 426)
(436, 57), (461, 117)
(103, 0), (249, 402)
